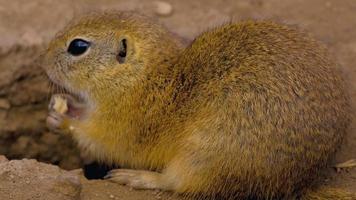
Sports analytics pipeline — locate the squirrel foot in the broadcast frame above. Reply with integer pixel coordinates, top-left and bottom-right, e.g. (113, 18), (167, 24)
(105, 169), (164, 190)
(334, 159), (356, 172)
(47, 94), (71, 131)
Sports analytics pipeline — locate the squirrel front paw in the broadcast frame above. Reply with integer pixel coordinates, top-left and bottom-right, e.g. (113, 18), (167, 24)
(47, 94), (73, 131)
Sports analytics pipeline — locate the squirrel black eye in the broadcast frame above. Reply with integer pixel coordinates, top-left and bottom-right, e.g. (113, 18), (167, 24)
(117, 39), (127, 64)
(67, 39), (90, 56)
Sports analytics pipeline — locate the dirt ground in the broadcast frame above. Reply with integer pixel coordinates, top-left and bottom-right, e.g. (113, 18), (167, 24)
(0, 0), (355, 199)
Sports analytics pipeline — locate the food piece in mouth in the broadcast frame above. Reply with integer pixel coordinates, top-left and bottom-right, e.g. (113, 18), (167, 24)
(49, 94), (86, 119)
(53, 96), (68, 114)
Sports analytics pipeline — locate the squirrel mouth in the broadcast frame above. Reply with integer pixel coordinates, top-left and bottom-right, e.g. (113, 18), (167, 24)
(48, 82), (88, 120)
(49, 93), (86, 119)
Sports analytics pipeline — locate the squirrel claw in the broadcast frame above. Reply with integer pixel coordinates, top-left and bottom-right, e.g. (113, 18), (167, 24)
(334, 159), (356, 172)
(47, 110), (74, 132)
(47, 111), (65, 131)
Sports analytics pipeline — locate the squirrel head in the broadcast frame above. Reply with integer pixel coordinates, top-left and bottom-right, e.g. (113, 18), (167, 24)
(42, 11), (182, 108)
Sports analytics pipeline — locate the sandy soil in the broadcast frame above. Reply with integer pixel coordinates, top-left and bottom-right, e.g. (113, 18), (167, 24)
(0, 0), (355, 199)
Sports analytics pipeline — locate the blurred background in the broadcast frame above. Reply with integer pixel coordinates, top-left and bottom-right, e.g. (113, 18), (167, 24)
(0, 0), (355, 190)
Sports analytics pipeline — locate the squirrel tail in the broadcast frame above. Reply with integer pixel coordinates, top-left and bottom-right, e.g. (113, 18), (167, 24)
(301, 186), (356, 200)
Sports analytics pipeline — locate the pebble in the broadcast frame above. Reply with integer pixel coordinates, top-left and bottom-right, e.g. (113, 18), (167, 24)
(154, 1), (173, 17)
(0, 98), (10, 109)
(0, 155), (8, 163)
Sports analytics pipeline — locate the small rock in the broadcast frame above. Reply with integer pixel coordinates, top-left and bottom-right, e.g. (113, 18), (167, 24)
(109, 194), (115, 198)
(154, 1), (173, 17)
(0, 155), (8, 163)
(40, 132), (59, 145)
(11, 136), (31, 155)
(0, 98), (10, 109)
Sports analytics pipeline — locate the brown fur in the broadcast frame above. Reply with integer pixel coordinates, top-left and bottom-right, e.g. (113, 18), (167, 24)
(42, 12), (352, 199)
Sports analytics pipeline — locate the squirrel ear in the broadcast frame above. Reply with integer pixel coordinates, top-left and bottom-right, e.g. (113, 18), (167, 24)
(117, 38), (127, 64)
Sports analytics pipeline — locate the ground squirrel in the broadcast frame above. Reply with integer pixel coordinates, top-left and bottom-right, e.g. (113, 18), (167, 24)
(42, 11), (354, 199)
